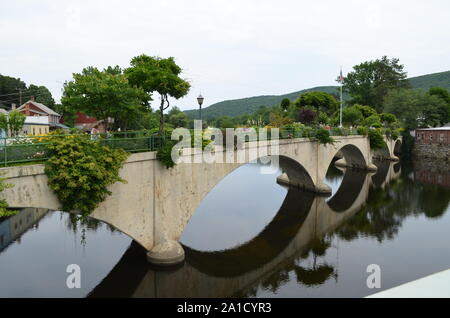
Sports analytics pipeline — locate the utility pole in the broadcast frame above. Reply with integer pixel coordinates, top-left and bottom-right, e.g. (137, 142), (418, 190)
(338, 67), (344, 128)
(16, 88), (23, 106)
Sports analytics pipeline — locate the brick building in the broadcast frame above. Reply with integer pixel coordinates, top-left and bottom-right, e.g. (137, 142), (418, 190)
(415, 127), (450, 145)
(414, 127), (450, 161)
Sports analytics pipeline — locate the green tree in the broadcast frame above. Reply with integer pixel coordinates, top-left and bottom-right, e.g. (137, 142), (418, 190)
(0, 75), (55, 110)
(342, 106), (364, 126)
(125, 55), (191, 135)
(61, 66), (147, 131)
(383, 88), (448, 129)
(280, 98), (291, 111)
(343, 56), (409, 112)
(8, 111), (26, 137)
(167, 107), (189, 128)
(269, 111), (293, 127)
(26, 84), (55, 109)
(0, 113), (8, 132)
(380, 113), (397, 125)
(362, 114), (382, 128)
(294, 91), (338, 116)
(0, 74), (26, 107)
(383, 89), (420, 130)
(214, 116), (236, 128)
(428, 87), (450, 123)
(354, 104), (377, 118)
(55, 103), (77, 128)
(317, 111), (330, 125)
(419, 93), (447, 127)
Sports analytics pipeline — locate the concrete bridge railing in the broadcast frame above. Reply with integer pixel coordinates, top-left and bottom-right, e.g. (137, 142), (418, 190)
(0, 135), (402, 266)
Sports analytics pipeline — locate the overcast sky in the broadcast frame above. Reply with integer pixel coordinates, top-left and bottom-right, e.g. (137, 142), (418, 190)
(1, 0), (449, 111)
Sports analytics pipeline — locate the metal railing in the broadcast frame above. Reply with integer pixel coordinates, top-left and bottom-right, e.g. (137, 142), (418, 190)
(0, 131), (170, 167)
(0, 127), (360, 167)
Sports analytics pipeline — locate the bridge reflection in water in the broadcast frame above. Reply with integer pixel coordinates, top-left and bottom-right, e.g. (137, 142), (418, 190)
(88, 160), (401, 298)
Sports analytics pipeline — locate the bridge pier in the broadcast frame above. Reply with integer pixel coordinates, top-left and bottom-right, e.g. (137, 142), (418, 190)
(276, 173), (332, 195)
(334, 158), (377, 171)
(147, 240), (185, 266)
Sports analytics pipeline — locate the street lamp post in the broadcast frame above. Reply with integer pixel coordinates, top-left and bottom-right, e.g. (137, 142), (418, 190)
(197, 94), (204, 122)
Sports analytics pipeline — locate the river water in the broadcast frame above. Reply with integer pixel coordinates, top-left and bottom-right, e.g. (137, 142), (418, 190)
(0, 159), (449, 298)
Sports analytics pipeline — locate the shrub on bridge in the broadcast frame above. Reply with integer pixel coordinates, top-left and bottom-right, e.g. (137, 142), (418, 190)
(44, 134), (129, 217)
(357, 126), (369, 136)
(314, 128), (335, 145)
(156, 140), (178, 169)
(368, 129), (385, 150)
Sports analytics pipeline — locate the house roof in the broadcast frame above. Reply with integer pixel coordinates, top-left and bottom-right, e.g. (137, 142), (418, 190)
(17, 100), (60, 116)
(416, 127), (450, 131)
(50, 122), (70, 129)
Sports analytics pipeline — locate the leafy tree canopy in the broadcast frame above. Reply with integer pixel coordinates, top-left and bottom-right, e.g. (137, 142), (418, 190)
(383, 88), (448, 130)
(342, 106), (364, 126)
(280, 98), (290, 111)
(61, 66), (147, 131)
(0, 74), (55, 109)
(26, 84), (55, 109)
(343, 56), (410, 112)
(167, 106), (190, 128)
(294, 91), (338, 116)
(125, 55), (190, 134)
(428, 87), (450, 123)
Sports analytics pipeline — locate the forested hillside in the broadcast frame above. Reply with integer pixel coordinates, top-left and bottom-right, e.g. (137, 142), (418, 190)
(185, 71), (450, 120)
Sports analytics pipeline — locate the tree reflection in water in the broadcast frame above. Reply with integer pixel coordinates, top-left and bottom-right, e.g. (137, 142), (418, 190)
(236, 160), (450, 297)
(64, 213), (118, 246)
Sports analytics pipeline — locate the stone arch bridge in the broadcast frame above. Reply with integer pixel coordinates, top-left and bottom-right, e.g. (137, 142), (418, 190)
(0, 135), (401, 265)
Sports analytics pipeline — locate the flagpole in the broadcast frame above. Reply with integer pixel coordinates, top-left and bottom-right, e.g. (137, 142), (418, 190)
(339, 67), (343, 128)
(340, 83), (343, 127)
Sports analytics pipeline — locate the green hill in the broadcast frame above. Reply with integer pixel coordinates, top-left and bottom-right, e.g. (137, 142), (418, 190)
(408, 70), (450, 91)
(185, 86), (342, 120)
(185, 71), (450, 120)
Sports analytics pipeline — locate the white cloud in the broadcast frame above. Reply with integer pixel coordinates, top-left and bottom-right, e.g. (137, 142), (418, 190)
(1, 0), (449, 110)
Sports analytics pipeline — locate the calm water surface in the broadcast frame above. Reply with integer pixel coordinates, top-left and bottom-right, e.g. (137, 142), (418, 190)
(0, 159), (449, 298)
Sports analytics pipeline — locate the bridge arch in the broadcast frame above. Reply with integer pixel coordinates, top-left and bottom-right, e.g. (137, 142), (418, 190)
(394, 139), (402, 156)
(332, 144), (369, 170)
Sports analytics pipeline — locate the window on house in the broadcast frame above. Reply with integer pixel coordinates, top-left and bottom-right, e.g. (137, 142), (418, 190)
(440, 133), (444, 142)
(430, 134), (433, 141)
